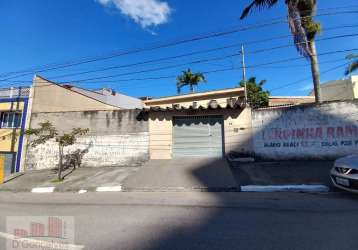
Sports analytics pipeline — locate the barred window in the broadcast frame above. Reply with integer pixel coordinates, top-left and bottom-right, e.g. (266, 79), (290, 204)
(0, 112), (22, 128)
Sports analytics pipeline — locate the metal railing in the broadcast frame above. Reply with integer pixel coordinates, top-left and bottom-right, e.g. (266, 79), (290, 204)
(0, 87), (30, 98)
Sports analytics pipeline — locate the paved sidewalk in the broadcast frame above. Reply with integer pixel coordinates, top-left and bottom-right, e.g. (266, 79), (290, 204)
(0, 160), (334, 193)
(0, 167), (140, 192)
(230, 160), (334, 187)
(122, 158), (240, 191)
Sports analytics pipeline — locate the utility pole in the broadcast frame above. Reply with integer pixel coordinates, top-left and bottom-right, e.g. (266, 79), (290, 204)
(241, 45), (248, 106)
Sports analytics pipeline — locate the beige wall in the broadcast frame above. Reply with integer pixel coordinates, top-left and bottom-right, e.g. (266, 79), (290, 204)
(224, 108), (252, 154)
(31, 76), (120, 113)
(149, 112), (172, 159)
(269, 97), (315, 106)
(148, 108), (252, 159)
(0, 129), (20, 152)
(144, 88), (244, 109)
(351, 75), (358, 98)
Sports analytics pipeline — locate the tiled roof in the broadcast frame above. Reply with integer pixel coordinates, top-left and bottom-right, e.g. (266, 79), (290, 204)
(142, 99), (245, 112)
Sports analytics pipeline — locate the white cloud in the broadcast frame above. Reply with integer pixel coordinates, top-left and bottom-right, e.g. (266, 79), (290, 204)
(96, 0), (171, 28)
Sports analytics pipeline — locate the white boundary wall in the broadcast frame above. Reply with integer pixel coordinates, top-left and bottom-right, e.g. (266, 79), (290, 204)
(252, 100), (358, 159)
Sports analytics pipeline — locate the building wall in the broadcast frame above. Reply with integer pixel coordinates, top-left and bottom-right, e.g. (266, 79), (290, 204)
(315, 76), (358, 102)
(268, 97), (315, 107)
(0, 97), (29, 176)
(224, 108), (252, 154)
(351, 75), (358, 98)
(0, 129), (20, 152)
(149, 112), (172, 159)
(145, 91), (243, 109)
(25, 110), (149, 170)
(148, 108), (252, 159)
(252, 100), (358, 159)
(31, 76), (120, 113)
(0, 101), (25, 152)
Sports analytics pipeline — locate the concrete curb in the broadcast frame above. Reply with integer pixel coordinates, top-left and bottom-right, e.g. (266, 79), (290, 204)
(96, 186), (122, 192)
(12, 186), (241, 193)
(121, 187), (241, 192)
(241, 185), (330, 193)
(31, 187), (55, 193)
(4, 185), (331, 194)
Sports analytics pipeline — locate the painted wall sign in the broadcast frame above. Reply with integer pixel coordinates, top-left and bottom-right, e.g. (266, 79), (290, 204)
(252, 101), (358, 159)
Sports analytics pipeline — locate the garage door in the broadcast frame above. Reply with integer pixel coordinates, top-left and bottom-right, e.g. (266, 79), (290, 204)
(173, 116), (224, 158)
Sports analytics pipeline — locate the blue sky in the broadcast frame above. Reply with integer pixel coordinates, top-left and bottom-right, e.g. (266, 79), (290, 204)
(0, 0), (357, 98)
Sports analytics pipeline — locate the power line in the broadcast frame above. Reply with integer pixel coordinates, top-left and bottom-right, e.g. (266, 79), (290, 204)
(269, 62), (348, 92)
(4, 24), (357, 87)
(43, 31), (358, 80)
(6, 47), (358, 88)
(0, 18), (289, 80)
(7, 48), (356, 95)
(9, 22), (355, 78)
(63, 48), (358, 84)
(1, 9), (357, 81)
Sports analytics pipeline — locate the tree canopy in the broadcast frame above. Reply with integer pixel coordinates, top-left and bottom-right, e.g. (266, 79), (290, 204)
(240, 77), (270, 109)
(345, 54), (358, 76)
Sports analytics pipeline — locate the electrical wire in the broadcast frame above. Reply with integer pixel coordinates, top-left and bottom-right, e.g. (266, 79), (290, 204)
(1, 9), (357, 81)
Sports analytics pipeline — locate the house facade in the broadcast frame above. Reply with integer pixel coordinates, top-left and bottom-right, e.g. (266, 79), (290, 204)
(0, 87), (30, 182)
(143, 87), (253, 159)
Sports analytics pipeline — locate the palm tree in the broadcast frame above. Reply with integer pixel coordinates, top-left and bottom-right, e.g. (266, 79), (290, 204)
(176, 69), (206, 94)
(345, 54), (358, 76)
(240, 0), (322, 103)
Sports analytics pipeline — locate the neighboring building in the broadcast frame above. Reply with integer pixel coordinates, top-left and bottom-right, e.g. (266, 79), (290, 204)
(0, 87), (30, 181)
(63, 85), (143, 109)
(309, 75), (358, 102)
(269, 96), (315, 107)
(143, 87), (252, 159)
(22, 76), (149, 170)
(31, 75), (142, 113)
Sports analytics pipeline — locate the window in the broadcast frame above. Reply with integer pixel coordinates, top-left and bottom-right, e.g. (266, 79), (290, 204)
(0, 112), (22, 128)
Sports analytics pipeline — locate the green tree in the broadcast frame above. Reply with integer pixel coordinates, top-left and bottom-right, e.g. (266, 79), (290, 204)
(25, 121), (89, 181)
(240, 0), (322, 103)
(176, 69), (206, 94)
(345, 54), (358, 76)
(240, 77), (269, 109)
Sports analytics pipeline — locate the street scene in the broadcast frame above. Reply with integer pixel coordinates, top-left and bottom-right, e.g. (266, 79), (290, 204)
(0, 0), (357, 249)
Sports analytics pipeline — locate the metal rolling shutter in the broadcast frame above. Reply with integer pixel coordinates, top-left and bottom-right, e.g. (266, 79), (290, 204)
(173, 116), (224, 158)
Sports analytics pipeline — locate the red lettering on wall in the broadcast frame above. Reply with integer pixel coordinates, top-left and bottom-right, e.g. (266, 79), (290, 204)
(315, 127), (323, 139)
(296, 129), (305, 139)
(336, 127), (344, 138)
(274, 129), (282, 140)
(327, 127), (335, 138)
(344, 126), (358, 137)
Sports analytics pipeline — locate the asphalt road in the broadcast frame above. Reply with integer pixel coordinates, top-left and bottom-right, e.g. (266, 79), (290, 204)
(0, 191), (357, 250)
